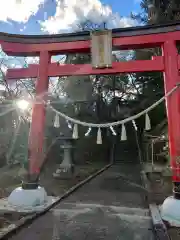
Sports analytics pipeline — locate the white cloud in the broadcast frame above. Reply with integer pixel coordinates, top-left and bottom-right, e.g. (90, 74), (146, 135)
(116, 17), (137, 28)
(25, 57), (39, 64)
(41, 0), (137, 34)
(0, 0), (44, 23)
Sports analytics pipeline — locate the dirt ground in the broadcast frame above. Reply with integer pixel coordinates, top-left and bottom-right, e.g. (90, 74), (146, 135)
(0, 161), (105, 233)
(0, 162), (104, 197)
(40, 161), (105, 196)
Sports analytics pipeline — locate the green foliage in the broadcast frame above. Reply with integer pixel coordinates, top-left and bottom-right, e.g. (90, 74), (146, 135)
(132, 0), (180, 24)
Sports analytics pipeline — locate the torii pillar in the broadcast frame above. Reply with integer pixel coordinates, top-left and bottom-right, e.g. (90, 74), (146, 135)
(26, 51), (50, 186)
(8, 51), (51, 209)
(161, 40), (180, 227)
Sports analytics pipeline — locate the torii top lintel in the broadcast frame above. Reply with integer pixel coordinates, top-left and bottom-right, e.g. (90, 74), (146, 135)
(1, 22), (180, 79)
(0, 21), (180, 57)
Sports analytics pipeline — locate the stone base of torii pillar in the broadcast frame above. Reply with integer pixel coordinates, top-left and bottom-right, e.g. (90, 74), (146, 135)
(160, 181), (180, 228)
(160, 181), (180, 227)
(6, 170), (56, 212)
(5, 141), (75, 212)
(6, 170), (55, 213)
(161, 196), (180, 227)
(7, 186), (49, 212)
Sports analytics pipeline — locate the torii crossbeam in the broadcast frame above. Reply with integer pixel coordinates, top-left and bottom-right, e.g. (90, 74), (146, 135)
(1, 22), (180, 223)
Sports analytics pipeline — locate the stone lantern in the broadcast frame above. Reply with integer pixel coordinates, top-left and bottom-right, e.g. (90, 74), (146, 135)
(53, 119), (75, 179)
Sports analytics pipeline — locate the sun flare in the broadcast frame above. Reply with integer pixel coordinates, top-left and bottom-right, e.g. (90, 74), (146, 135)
(16, 99), (29, 111)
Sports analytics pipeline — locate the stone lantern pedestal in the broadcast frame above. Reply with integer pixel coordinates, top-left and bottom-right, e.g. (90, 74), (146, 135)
(53, 139), (75, 179)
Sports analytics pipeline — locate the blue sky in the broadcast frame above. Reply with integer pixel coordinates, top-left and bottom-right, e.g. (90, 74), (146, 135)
(102, 0), (141, 16)
(0, 0), (141, 35)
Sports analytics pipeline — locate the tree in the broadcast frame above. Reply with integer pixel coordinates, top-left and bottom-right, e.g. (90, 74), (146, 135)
(131, 0), (180, 24)
(130, 0), (180, 128)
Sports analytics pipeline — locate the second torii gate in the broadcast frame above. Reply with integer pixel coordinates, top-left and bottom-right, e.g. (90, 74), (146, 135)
(1, 21), (180, 225)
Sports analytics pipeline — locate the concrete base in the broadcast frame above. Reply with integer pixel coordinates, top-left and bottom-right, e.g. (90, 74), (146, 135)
(160, 196), (180, 227)
(6, 186), (55, 213)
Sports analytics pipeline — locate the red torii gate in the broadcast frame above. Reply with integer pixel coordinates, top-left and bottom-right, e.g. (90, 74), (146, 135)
(1, 22), (180, 219)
